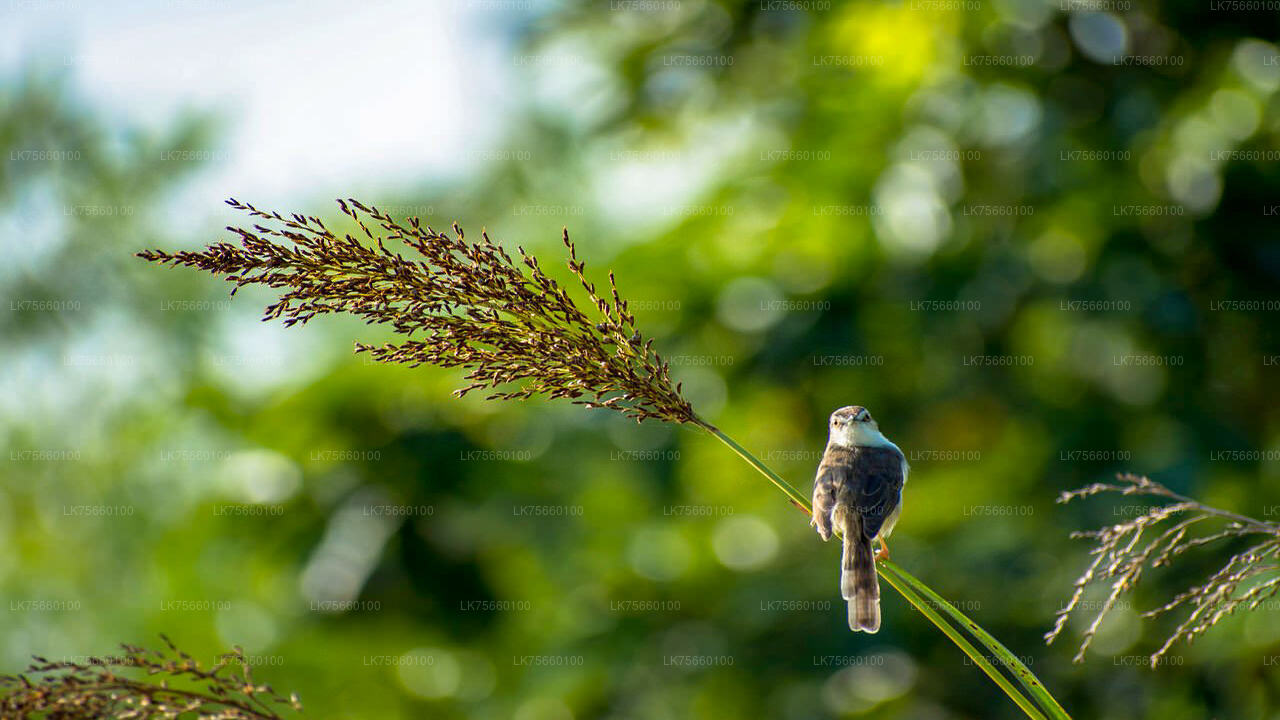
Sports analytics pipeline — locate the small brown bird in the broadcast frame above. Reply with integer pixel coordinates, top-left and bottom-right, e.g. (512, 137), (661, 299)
(811, 406), (908, 633)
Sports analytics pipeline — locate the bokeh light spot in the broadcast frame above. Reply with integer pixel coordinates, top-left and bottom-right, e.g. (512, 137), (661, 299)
(397, 648), (460, 700)
(627, 526), (691, 582)
(1069, 12), (1127, 64)
(712, 515), (779, 571)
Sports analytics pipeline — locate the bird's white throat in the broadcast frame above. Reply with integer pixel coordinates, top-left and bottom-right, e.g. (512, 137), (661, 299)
(830, 423), (898, 450)
(830, 423), (910, 485)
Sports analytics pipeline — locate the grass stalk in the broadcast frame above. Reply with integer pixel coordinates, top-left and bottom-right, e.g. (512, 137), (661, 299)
(139, 203), (1070, 719)
(699, 420), (1071, 720)
(877, 562), (1047, 720)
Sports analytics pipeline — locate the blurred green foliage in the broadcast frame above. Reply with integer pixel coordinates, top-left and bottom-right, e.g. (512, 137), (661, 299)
(4, 2), (1280, 719)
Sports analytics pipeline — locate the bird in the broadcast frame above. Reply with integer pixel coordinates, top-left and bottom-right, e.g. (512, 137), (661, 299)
(811, 405), (908, 633)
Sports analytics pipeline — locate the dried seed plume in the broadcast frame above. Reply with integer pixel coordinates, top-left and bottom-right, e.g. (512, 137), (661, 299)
(1047, 473), (1280, 668)
(138, 199), (698, 425)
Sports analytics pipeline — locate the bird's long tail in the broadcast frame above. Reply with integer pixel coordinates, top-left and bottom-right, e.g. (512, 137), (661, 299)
(840, 515), (880, 633)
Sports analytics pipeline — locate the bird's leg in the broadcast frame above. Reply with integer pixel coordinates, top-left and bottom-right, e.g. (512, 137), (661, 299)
(874, 536), (890, 561)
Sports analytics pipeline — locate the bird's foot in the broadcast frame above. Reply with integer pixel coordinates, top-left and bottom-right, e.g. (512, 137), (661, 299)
(874, 537), (890, 561)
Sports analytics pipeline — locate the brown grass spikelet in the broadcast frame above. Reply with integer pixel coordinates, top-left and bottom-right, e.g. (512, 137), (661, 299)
(0, 635), (302, 719)
(1046, 473), (1280, 668)
(137, 198), (698, 425)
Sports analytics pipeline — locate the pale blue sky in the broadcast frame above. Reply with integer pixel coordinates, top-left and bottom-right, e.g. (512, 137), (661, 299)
(1, 0), (519, 205)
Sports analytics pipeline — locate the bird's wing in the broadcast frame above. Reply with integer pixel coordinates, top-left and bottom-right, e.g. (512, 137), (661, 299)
(850, 445), (906, 540)
(812, 449), (851, 540)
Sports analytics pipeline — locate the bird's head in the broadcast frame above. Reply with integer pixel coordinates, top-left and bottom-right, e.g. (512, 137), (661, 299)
(828, 405), (879, 446)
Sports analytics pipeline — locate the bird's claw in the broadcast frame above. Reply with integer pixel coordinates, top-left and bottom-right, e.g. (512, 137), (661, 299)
(874, 537), (890, 561)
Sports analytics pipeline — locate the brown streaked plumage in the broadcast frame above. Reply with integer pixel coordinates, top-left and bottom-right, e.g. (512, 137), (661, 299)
(812, 405), (907, 633)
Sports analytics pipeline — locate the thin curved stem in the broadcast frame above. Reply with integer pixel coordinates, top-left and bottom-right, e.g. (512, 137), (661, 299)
(882, 561), (1071, 719)
(697, 420), (810, 512)
(877, 563), (1047, 720)
(698, 422), (1071, 720)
